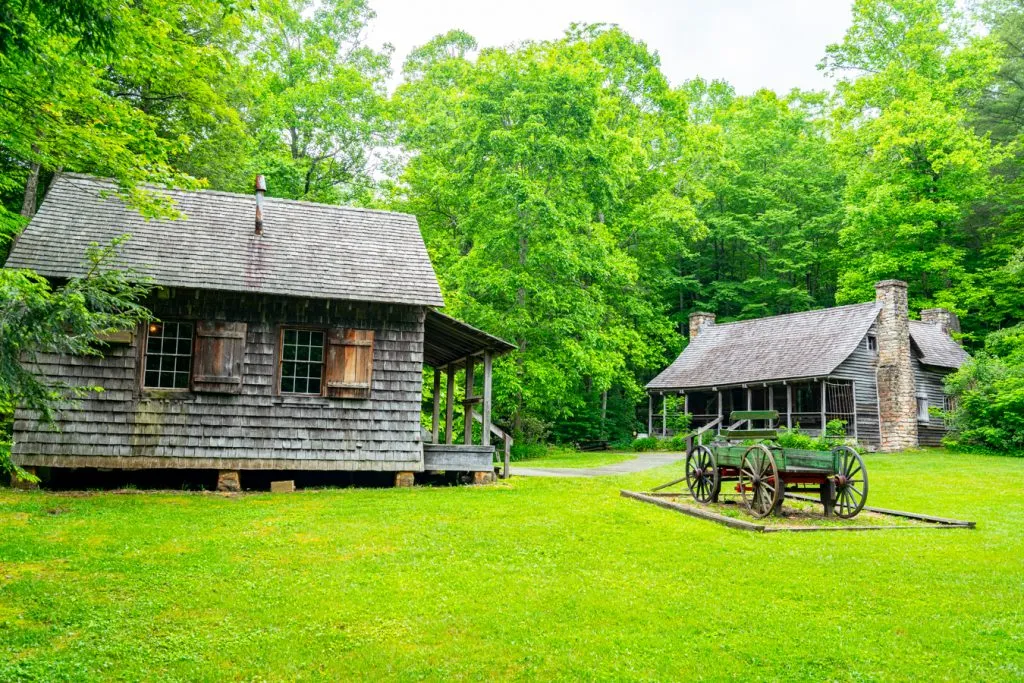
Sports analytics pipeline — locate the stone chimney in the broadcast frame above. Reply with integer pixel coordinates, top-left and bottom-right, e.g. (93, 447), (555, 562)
(920, 308), (961, 341)
(689, 312), (716, 340)
(874, 280), (918, 451)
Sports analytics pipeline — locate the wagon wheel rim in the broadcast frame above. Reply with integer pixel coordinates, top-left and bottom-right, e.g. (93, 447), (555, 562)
(685, 446), (719, 504)
(832, 446), (868, 518)
(739, 444), (779, 519)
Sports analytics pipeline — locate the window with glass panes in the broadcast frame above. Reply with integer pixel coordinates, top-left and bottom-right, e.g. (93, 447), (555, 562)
(144, 322), (194, 389)
(280, 328), (325, 394)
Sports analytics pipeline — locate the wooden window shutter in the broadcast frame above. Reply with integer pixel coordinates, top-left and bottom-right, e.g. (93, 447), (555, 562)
(191, 321), (247, 394)
(325, 328), (374, 399)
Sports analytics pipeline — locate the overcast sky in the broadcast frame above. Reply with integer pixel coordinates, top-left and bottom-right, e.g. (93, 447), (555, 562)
(366, 0), (855, 94)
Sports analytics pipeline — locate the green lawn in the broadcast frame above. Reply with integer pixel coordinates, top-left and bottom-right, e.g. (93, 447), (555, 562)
(513, 448), (638, 468)
(1, 449), (1022, 680)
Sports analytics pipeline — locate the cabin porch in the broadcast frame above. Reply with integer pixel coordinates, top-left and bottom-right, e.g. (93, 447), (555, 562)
(421, 311), (517, 479)
(648, 378), (859, 441)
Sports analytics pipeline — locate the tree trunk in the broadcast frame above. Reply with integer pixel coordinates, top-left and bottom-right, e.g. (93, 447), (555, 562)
(21, 161), (41, 218)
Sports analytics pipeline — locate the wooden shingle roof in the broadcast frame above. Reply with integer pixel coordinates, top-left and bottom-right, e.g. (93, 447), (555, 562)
(5, 174), (444, 306)
(909, 321), (969, 369)
(647, 303), (882, 391)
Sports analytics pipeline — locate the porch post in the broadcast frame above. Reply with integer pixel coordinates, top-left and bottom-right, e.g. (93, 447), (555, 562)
(768, 386), (774, 427)
(445, 365), (455, 444)
(717, 391), (723, 435)
(662, 393), (667, 437)
(482, 352), (493, 447)
(786, 384), (793, 429)
(431, 366), (441, 444)
(464, 357), (475, 445)
(820, 380), (827, 436)
(851, 380), (859, 441)
(647, 393), (653, 435)
(746, 388), (752, 428)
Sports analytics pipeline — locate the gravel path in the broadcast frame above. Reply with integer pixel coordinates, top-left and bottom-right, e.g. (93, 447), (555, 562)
(510, 452), (683, 478)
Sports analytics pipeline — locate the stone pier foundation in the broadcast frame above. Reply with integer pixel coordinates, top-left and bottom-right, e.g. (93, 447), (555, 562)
(216, 470), (241, 492)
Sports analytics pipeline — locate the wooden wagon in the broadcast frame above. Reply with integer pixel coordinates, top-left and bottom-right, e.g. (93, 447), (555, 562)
(685, 410), (868, 519)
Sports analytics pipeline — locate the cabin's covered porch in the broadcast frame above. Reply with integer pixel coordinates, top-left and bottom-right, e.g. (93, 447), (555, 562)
(648, 377), (858, 441)
(421, 310), (517, 479)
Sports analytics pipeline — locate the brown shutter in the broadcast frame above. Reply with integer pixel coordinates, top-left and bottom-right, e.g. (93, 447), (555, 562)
(325, 328), (374, 399)
(191, 321), (247, 394)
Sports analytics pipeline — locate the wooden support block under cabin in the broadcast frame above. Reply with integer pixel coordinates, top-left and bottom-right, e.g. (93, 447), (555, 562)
(270, 480), (295, 493)
(471, 470), (495, 485)
(216, 470), (241, 493)
(10, 466), (38, 490)
(394, 471), (415, 488)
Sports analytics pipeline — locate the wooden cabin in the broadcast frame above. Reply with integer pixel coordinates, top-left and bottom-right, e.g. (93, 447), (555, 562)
(647, 280), (968, 451)
(6, 174), (515, 489)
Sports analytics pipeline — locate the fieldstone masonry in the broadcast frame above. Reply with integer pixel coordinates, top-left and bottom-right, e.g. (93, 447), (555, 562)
(216, 470), (241, 492)
(688, 312), (716, 340)
(920, 308), (961, 340)
(874, 280), (918, 451)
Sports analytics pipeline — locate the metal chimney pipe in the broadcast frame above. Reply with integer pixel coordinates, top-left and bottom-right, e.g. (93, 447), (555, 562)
(254, 175), (267, 235)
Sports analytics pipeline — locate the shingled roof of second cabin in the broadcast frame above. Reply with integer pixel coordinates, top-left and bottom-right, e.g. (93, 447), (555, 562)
(5, 174), (444, 306)
(647, 302), (882, 391)
(909, 320), (970, 369)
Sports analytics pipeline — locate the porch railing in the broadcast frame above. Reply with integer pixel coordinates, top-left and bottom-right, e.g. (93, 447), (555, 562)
(471, 410), (514, 480)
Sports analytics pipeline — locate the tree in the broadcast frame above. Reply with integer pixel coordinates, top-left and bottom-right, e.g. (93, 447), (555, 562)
(394, 26), (704, 442)
(943, 323), (1024, 452)
(239, 0), (391, 203)
(0, 238), (152, 479)
(0, 0), (245, 224)
(822, 0), (1008, 328)
(679, 87), (845, 320)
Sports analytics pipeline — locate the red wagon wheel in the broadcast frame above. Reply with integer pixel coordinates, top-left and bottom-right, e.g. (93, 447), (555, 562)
(832, 446), (868, 518)
(739, 444), (780, 518)
(685, 445), (720, 504)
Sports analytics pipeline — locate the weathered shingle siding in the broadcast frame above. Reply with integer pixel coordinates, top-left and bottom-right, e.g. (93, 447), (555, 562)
(832, 326), (881, 447)
(914, 360), (951, 447)
(12, 289), (427, 471)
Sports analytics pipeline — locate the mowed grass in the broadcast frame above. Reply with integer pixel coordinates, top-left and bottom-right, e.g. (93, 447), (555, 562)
(513, 448), (638, 468)
(1, 450), (1022, 681)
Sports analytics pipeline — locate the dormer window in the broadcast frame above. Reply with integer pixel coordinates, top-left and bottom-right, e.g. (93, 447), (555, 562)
(866, 334), (878, 352)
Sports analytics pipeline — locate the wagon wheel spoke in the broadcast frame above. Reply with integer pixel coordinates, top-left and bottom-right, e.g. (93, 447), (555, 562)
(740, 445), (778, 519)
(832, 446), (869, 518)
(686, 446), (719, 504)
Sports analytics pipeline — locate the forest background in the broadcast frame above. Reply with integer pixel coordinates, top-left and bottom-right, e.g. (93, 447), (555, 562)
(1, 0), (1021, 450)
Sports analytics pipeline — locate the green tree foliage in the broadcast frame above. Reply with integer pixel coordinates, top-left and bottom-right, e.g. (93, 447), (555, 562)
(0, 239), (152, 477)
(238, 0), (391, 203)
(943, 323), (1024, 452)
(394, 26), (703, 441)
(823, 0), (1009, 330)
(0, 0), (245, 223)
(679, 85), (844, 319)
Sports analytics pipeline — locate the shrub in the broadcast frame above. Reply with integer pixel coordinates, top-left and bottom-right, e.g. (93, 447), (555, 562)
(825, 419), (847, 438)
(775, 426), (833, 452)
(669, 433), (689, 452)
(631, 436), (659, 452)
(943, 339), (1024, 454)
(509, 443), (549, 462)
